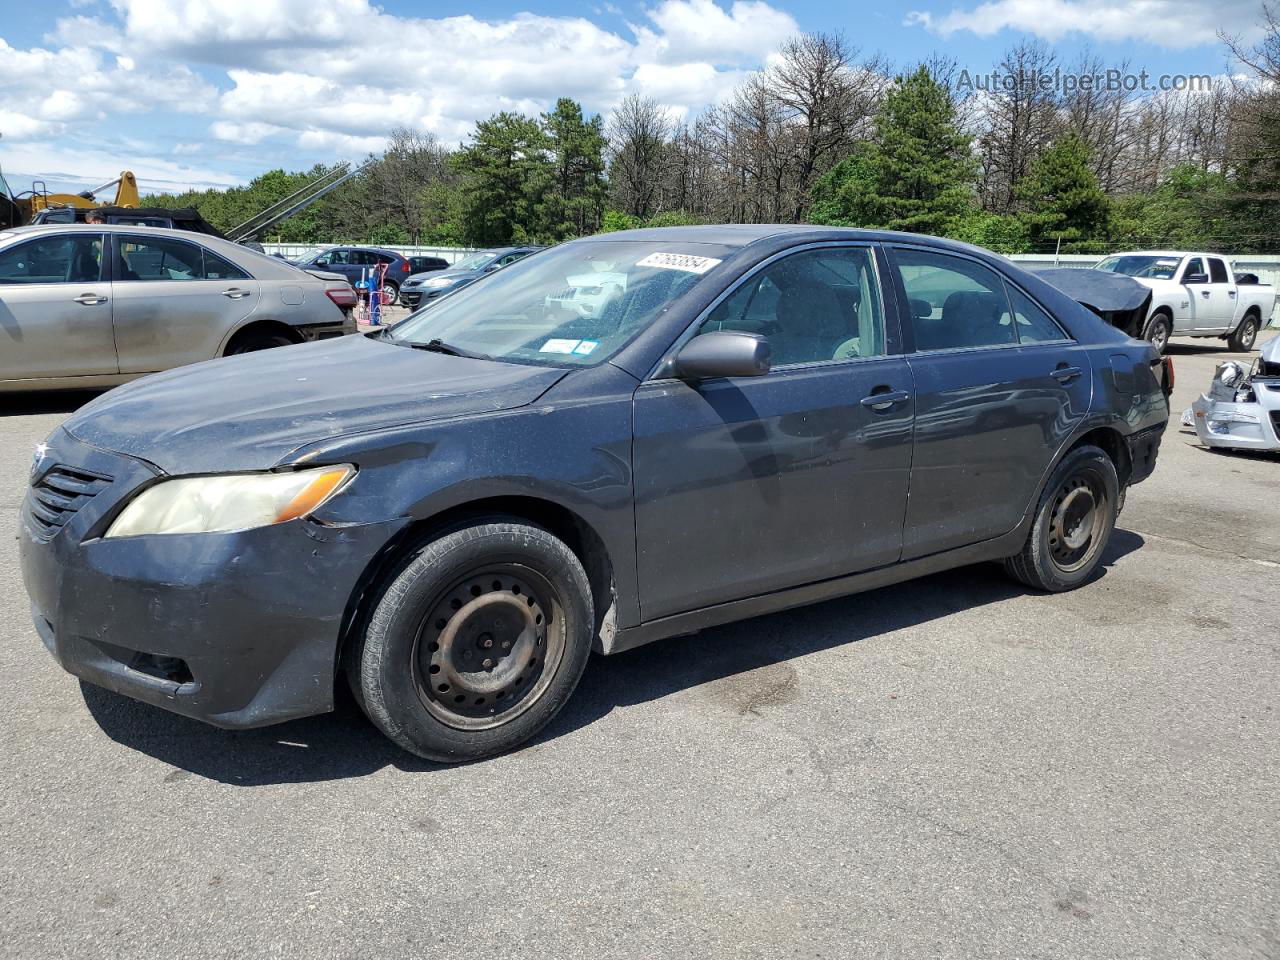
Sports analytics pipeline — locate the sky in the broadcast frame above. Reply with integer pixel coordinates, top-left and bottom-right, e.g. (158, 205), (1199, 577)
(0, 0), (1268, 197)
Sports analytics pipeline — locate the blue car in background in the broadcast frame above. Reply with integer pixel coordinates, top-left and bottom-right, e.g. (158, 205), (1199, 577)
(400, 245), (543, 308)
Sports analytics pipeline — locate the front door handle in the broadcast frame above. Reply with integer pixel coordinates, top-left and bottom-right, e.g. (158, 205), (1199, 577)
(72, 293), (108, 305)
(1201, 290), (1211, 298)
(860, 389), (911, 411)
(222, 288), (251, 299)
(1052, 365), (1083, 383)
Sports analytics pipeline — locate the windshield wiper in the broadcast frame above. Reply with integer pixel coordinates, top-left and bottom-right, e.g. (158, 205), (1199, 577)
(405, 338), (492, 361)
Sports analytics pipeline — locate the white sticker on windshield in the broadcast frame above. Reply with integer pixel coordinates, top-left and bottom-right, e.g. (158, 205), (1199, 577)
(635, 252), (723, 274)
(573, 340), (599, 355)
(541, 339), (581, 354)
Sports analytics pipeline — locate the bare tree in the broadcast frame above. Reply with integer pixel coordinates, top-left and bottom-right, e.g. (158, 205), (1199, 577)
(975, 41), (1063, 212)
(606, 95), (674, 219)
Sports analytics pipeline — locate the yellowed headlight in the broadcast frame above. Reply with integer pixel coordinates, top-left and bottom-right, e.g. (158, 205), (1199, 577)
(104, 465), (355, 538)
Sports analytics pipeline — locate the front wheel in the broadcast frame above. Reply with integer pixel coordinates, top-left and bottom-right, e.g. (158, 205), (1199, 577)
(1145, 313), (1171, 356)
(353, 521), (594, 762)
(1004, 445), (1119, 592)
(1227, 314), (1259, 352)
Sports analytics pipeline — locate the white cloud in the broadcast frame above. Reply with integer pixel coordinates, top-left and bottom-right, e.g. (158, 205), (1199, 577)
(905, 0), (1262, 49)
(3, 0), (797, 187)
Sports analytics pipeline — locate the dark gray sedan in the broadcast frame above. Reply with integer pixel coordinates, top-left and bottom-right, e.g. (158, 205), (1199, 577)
(20, 226), (1170, 761)
(400, 245), (542, 308)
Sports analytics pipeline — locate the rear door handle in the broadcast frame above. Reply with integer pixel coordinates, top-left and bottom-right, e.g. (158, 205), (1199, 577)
(222, 288), (251, 299)
(72, 293), (108, 305)
(1052, 366), (1083, 382)
(860, 389), (911, 410)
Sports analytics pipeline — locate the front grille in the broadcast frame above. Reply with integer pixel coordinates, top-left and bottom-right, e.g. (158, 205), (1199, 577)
(27, 466), (112, 540)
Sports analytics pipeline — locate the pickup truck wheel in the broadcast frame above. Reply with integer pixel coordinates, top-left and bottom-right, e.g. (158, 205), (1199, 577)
(1145, 313), (1171, 355)
(355, 521), (593, 762)
(1227, 314), (1259, 352)
(1004, 444), (1119, 593)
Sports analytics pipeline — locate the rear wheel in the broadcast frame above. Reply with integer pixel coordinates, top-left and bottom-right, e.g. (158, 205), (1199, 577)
(226, 329), (296, 354)
(1227, 313), (1259, 352)
(353, 521), (593, 762)
(382, 280), (400, 305)
(1004, 445), (1119, 592)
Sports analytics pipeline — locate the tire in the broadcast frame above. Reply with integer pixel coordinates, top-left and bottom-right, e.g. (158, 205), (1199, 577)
(382, 280), (400, 306)
(1227, 313), (1259, 352)
(354, 521), (593, 762)
(1145, 311), (1172, 355)
(1003, 444), (1119, 593)
(226, 330), (296, 354)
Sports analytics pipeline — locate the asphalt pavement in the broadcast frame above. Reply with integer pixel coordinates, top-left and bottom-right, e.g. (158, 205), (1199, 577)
(1, 337), (1277, 959)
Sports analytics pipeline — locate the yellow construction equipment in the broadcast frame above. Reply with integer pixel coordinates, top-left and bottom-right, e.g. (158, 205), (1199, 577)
(22, 170), (140, 220)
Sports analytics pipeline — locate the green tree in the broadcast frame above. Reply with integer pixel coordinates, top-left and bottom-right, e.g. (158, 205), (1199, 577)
(1108, 164), (1233, 250)
(809, 67), (976, 235)
(540, 98), (607, 239)
(451, 112), (552, 245)
(1016, 133), (1109, 252)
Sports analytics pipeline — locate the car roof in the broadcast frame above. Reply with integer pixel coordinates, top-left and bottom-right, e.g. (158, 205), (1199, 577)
(577, 224), (1011, 257)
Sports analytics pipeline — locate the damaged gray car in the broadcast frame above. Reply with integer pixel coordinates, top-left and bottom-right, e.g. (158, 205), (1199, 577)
(1187, 335), (1280, 452)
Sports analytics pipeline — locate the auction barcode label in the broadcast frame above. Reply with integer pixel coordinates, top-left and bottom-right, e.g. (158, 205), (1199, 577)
(635, 252), (723, 274)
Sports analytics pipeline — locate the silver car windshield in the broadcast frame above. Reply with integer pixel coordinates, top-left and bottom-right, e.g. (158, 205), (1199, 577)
(387, 240), (734, 367)
(452, 251), (497, 271)
(1096, 255), (1180, 280)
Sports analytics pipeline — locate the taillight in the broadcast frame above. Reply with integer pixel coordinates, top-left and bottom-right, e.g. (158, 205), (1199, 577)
(401, 261), (410, 272)
(326, 286), (357, 307)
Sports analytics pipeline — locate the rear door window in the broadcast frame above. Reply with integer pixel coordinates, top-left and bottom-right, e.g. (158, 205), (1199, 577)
(1208, 258), (1229, 284)
(116, 235), (204, 281)
(890, 248), (1015, 351)
(203, 249), (251, 281)
(1005, 284), (1069, 343)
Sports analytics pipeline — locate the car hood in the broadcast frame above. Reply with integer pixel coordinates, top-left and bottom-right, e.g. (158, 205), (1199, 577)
(63, 334), (569, 473)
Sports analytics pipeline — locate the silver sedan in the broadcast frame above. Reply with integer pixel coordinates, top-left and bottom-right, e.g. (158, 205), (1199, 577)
(0, 224), (357, 391)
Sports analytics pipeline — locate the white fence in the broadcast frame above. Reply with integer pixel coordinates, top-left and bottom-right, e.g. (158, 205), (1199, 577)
(261, 243), (481, 265)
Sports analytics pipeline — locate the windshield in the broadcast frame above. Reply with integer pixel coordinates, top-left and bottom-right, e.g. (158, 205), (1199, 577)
(1096, 255), (1181, 280)
(387, 240), (733, 366)
(452, 251), (497, 271)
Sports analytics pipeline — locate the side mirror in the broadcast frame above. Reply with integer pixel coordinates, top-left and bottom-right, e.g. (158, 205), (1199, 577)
(1184, 272), (1208, 284)
(313, 258), (329, 268)
(483, 264), (500, 273)
(672, 331), (771, 380)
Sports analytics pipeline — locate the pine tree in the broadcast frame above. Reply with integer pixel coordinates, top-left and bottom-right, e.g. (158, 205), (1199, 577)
(809, 66), (976, 235)
(1016, 133), (1109, 252)
(539, 99), (607, 240)
(451, 112), (551, 245)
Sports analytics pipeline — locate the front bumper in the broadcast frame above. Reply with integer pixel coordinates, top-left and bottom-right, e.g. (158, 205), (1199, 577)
(18, 429), (407, 729)
(401, 287), (452, 309)
(1191, 381), (1280, 451)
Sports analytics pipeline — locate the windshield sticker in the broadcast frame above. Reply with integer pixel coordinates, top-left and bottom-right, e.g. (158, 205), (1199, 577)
(540, 339), (581, 354)
(1157, 260), (1178, 268)
(636, 252), (723, 274)
(573, 340), (599, 355)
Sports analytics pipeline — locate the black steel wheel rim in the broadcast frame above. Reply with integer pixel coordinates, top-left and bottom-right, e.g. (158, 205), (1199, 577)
(411, 564), (565, 731)
(1047, 472), (1107, 573)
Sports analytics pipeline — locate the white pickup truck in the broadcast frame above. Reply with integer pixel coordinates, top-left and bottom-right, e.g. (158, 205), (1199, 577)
(1095, 251), (1275, 355)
